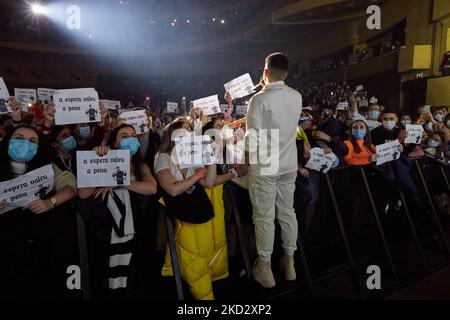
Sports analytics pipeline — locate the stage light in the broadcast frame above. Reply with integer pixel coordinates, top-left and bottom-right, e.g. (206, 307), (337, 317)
(187, 20), (190, 24)
(221, 19), (225, 24)
(31, 3), (46, 15)
(171, 22), (175, 26)
(212, 18), (216, 22)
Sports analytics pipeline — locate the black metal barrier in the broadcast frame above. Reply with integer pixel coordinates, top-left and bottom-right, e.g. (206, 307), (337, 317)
(296, 157), (450, 299)
(159, 156), (450, 300)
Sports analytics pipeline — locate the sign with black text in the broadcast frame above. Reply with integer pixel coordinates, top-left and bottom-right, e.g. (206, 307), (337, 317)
(0, 77), (9, 101)
(37, 88), (56, 102)
(119, 110), (149, 134)
(376, 140), (401, 165)
(174, 135), (215, 169)
(305, 148), (336, 174)
(14, 88), (36, 112)
(405, 124), (423, 144)
(0, 165), (54, 214)
(193, 95), (220, 116)
(54, 88), (100, 125)
(166, 102), (178, 113)
(76, 150), (131, 188)
(0, 78), (11, 114)
(100, 99), (121, 111)
(224, 73), (255, 100)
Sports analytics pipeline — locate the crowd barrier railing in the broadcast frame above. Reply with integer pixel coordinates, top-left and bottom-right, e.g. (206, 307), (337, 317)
(5, 156), (447, 300)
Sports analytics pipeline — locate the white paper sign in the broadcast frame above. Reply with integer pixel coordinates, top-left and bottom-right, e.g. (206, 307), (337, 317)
(356, 85), (364, 92)
(376, 140), (401, 165)
(76, 150), (131, 188)
(37, 88), (56, 102)
(100, 99), (121, 110)
(405, 124), (424, 144)
(220, 104), (228, 113)
(0, 99), (10, 114)
(224, 73), (255, 100)
(174, 135), (215, 169)
(14, 88), (37, 112)
(369, 97), (378, 104)
(193, 95), (221, 116)
(337, 102), (349, 110)
(119, 110), (149, 134)
(305, 148), (336, 174)
(0, 165), (54, 214)
(235, 105), (248, 116)
(166, 102), (178, 113)
(54, 88), (100, 125)
(0, 77), (9, 101)
(0, 82), (11, 114)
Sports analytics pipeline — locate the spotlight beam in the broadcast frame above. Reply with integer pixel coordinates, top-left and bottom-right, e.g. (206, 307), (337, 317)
(31, 3), (46, 15)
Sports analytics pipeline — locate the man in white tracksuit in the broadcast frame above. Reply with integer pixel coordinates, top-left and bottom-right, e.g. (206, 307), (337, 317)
(245, 52), (302, 288)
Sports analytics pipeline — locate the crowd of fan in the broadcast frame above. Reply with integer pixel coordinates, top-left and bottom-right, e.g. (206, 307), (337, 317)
(0, 79), (448, 300)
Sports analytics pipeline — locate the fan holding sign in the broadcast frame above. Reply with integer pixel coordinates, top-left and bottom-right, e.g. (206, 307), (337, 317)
(224, 73), (255, 100)
(0, 125), (77, 214)
(77, 124), (157, 291)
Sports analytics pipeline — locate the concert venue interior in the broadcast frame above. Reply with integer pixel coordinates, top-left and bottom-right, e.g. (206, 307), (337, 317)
(0, 0), (449, 305)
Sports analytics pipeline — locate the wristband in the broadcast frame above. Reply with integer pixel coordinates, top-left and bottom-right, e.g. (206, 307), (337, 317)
(195, 170), (205, 181)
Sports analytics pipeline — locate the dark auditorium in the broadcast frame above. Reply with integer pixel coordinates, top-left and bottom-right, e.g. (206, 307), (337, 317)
(1, 0), (450, 308)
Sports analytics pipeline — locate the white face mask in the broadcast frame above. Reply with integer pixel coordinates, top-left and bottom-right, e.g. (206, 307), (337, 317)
(383, 120), (396, 130)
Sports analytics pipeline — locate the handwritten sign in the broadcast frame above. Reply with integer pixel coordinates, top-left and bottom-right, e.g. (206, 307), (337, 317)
(376, 140), (401, 165)
(37, 88), (56, 102)
(224, 73), (255, 100)
(305, 148), (336, 174)
(235, 105), (248, 116)
(405, 124), (424, 144)
(337, 102), (349, 111)
(166, 102), (178, 113)
(173, 135), (215, 169)
(100, 99), (121, 111)
(14, 88), (37, 112)
(119, 110), (149, 134)
(0, 165), (54, 214)
(0, 77), (9, 100)
(54, 88), (100, 125)
(0, 78), (11, 114)
(76, 150), (131, 188)
(193, 95), (220, 116)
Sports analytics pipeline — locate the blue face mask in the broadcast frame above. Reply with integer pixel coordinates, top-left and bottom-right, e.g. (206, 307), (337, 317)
(299, 119), (312, 129)
(368, 110), (380, 121)
(428, 139), (440, 149)
(61, 136), (77, 151)
(434, 114), (444, 123)
(120, 137), (140, 156)
(79, 126), (91, 140)
(8, 139), (38, 163)
(352, 129), (366, 140)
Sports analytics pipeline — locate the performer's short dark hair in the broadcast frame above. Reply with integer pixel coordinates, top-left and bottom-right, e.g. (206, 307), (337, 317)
(265, 52), (289, 72)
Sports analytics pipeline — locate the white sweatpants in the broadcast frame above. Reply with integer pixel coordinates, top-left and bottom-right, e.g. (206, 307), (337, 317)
(249, 171), (298, 257)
